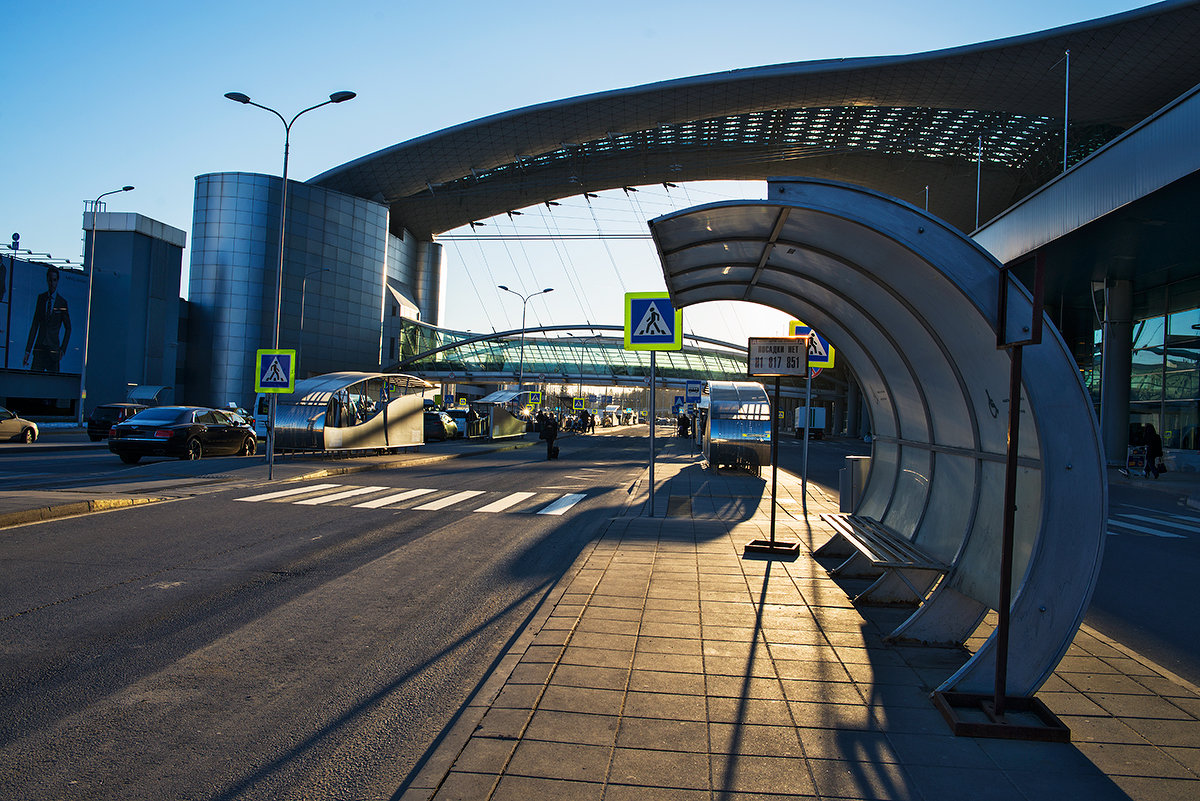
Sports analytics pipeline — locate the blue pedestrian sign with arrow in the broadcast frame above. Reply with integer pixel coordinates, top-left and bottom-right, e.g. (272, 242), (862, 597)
(255, 349), (296, 393)
(624, 292), (682, 351)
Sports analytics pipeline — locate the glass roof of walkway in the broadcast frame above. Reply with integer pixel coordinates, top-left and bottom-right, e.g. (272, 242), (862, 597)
(392, 318), (755, 388)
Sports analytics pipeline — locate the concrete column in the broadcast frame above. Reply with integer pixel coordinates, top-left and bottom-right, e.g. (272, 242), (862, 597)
(1100, 280), (1133, 466)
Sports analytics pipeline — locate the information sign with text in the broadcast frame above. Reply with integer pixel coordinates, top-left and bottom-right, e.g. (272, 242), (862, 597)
(747, 337), (810, 377)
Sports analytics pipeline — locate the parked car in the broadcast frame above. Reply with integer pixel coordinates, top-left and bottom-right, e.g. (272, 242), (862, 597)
(443, 408), (469, 438)
(107, 406), (257, 464)
(224, 405), (255, 430)
(423, 410), (459, 442)
(0, 406), (38, 443)
(86, 402), (148, 441)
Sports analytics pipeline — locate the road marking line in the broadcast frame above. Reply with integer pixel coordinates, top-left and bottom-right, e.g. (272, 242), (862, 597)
(1107, 519), (1186, 538)
(295, 486), (389, 505)
(475, 491), (537, 513)
(352, 488), (436, 508)
(1119, 513), (1200, 532)
(414, 490), (485, 511)
(538, 493), (586, 515)
(236, 483), (341, 502)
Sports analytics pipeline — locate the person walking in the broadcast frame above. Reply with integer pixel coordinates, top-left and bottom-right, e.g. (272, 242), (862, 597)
(542, 412), (559, 459)
(1144, 423), (1164, 478)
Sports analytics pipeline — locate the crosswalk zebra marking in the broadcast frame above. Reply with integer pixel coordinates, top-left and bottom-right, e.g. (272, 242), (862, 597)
(475, 491), (537, 513)
(413, 490), (485, 511)
(295, 485), (389, 505)
(352, 488), (436, 509)
(1119, 512), (1200, 533)
(1107, 519), (1186, 538)
(537, 493), (586, 516)
(236, 483), (342, 502)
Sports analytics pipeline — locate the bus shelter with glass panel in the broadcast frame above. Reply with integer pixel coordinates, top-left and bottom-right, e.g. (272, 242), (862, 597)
(266, 372), (431, 452)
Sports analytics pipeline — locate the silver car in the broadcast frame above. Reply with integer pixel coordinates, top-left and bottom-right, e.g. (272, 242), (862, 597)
(0, 406), (39, 443)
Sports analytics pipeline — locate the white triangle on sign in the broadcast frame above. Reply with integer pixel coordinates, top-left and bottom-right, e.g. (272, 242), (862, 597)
(634, 301), (672, 337)
(262, 357), (288, 384)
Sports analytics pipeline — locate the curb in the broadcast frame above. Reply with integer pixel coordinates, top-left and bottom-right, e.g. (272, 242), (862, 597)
(0, 497), (162, 529)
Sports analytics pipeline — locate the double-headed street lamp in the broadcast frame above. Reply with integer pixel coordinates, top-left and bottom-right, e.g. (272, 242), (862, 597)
(498, 285), (553, 390)
(224, 89), (355, 477)
(78, 185), (134, 426)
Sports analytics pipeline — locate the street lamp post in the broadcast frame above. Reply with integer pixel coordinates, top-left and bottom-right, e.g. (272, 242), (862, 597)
(78, 185), (134, 426)
(224, 90), (355, 478)
(497, 285), (553, 390)
(299, 267), (330, 376)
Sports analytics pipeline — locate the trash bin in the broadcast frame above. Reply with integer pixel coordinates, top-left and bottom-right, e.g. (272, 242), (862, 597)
(839, 455), (871, 513)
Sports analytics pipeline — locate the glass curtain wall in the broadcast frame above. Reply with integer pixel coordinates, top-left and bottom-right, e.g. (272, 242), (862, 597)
(1108, 276), (1200, 470)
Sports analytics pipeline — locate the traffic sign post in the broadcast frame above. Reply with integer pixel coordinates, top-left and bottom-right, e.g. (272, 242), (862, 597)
(744, 336), (810, 557)
(255, 349), (296, 480)
(624, 293), (683, 517)
(788, 320), (835, 377)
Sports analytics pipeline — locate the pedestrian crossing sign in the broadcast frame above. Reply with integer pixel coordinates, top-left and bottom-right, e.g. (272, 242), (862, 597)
(255, 349), (296, 393)
(529, 391), (542, 405)
(573, 397), (585, 410)
(788, 321), (836, 370)
(624, 292), (683, 351)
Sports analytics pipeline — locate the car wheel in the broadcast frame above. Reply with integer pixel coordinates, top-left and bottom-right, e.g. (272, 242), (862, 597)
(21, 428), (35, 443)
(183, 438), (203, 460)
(120, 454), (141, 465)
(240, 436), (257, 456)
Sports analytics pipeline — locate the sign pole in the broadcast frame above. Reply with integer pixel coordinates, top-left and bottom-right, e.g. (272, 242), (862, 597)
(649, 350), (656, 517)
(801, 366), (813, 517)
(743, 336), (804, 557)
(268, 395), (277, 480)
(770, 376), (780, 545)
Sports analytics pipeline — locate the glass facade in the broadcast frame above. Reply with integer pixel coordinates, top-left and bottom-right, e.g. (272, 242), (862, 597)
(1104, 277), (1200, 470)
(187, 173), (402, 407)
(395, 319), (751, 383)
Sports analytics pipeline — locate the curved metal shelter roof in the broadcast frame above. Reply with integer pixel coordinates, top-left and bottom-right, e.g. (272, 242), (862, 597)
(649, 178), (1106, 697)
(312, 1), (1200, 237)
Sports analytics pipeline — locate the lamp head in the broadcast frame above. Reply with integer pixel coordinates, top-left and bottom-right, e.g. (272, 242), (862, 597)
(498, 285), (510, 292)
(329, 91), (356, 103)
(224, 92), (251, 104)
(122, 186), (134, 192)
(542, 287), (554, 293)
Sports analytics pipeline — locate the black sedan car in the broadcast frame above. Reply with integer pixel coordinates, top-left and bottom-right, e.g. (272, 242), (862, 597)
(108, 406), (257, 464)
(86, 402), (147, 441)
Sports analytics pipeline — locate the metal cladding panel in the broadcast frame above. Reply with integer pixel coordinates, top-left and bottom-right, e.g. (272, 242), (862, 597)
(650, 178), (1105, 697)
(975, 84), (1200, 264)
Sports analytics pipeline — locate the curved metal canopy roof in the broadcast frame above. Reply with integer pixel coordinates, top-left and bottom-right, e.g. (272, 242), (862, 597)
(312, 1), (1200, 237)
(649, 177), (1106, 696)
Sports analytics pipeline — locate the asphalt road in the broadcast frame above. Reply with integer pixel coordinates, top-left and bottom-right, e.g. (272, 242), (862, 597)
(0, 435), (647, 800)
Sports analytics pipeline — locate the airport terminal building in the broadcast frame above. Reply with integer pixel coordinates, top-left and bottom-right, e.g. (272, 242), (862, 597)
(3, 0), (1199, 467)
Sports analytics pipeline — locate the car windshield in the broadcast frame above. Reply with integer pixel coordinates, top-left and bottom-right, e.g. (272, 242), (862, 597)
(127, 408), (189, 425)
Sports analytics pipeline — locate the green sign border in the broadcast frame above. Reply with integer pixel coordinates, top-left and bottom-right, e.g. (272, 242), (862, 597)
(254, 349), (296, 393)
(624, 292), (683, 351)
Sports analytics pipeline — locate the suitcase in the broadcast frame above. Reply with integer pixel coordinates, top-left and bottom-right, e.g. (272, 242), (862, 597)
(551, 445), (560, 459)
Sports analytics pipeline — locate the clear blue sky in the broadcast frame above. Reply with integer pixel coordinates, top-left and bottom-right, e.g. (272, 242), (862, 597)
(1, 0), (1152, 344)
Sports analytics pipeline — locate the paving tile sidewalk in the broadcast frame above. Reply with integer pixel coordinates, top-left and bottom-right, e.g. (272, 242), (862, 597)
(401, 443), (1200, 801)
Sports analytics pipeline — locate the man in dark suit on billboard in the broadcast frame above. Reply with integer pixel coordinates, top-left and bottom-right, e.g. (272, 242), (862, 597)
(23, 264), (72, 372)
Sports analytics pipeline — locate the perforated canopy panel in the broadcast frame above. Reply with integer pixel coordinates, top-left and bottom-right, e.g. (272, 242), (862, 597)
(312, 2), (1200, 237)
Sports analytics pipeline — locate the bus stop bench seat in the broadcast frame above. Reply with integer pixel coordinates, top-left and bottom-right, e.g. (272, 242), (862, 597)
(816, 513), (948, 606)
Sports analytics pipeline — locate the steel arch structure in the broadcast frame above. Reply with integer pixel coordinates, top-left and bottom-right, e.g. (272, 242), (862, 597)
(650, 178), (1106, 698)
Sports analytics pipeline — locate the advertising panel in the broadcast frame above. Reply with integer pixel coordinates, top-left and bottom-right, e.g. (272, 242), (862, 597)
(4, 258), (86, 375)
